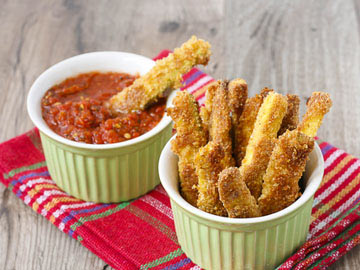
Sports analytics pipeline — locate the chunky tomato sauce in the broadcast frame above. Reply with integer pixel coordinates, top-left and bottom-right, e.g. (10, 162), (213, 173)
(41, 72), (166, 144)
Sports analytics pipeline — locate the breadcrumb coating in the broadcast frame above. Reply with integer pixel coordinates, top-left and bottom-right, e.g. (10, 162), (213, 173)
(258, 130), (314, 215)
(167, 91), (207, 206)
(218, 167), (261, 218)
(234, 88), (273, 166)
(210, 81), (233, 149)
(228, 78), (248, 128)
(278, 94), (300, 136)
(240, 92), (288, 199)
(228, 79), (248, 159)
(196, 80), (234, 216)
(199, 106), (210, 139)
(109, 36), (211, 113)
(199, 81), (217, 139)
(298, 92), (332, 137)
(195, 141), (232, 216)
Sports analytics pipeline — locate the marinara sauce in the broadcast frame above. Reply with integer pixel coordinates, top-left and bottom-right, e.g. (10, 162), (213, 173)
(41, 72), (166, 144)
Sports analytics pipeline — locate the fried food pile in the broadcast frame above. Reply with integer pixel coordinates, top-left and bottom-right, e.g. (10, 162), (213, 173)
(108, 36), (211, 113)
(105, 34), (332, 218)
(168, 81), (332, 217)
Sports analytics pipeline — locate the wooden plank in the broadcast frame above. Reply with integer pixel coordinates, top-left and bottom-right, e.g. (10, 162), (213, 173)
(224, 0), (360, 157)
(0, 185), (109, 269)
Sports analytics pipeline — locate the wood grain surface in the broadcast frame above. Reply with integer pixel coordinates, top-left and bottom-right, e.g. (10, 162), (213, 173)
(0, 0), (359, 269)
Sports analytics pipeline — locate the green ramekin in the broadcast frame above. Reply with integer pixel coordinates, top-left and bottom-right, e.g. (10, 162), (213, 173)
(159, 136), (324, 270)
(27, 52), (175, 203)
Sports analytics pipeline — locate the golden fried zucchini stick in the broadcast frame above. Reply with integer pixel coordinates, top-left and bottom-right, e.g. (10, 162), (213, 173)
(109, 36), (211, 113)
(228, 79), (248, 128)
(167, 91), (207, 206)
(199, 81), (217, 138)
(258, 130), (315, 215)
(196, 81), (234, 216)
(196, 142), (233, 216)
(234, 88), (273, 166)
(297, 92), (333, 137)
(218, 167), (261, 218)
(200, 79), (246, 140)
(239, 92), (288, 199)
(278, 94), (300, 136)
(210, 81), (233, 149)
(258, 92), (332, 215)
(228, 79), (248, 156)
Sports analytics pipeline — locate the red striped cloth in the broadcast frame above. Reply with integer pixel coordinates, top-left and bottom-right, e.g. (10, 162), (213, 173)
(0, 51), (359, 270)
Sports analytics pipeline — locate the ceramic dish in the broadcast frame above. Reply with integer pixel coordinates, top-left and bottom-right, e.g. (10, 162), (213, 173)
(159, 135), (324, 270)
(27, 51), (176, 203)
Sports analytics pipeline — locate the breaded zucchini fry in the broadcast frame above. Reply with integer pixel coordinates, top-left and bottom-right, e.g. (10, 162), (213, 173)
(218, 167), (261, 218)
(228, 78), (248, 128)
(167, 91), (207, 206)
(196, 142), (232, 216)
(196, 80), (234, 216)
(278, 94), (300, 136)
(199, 106), (210, 139)
(239, 92), (288, 199)
(228, 79), (248, 158)
(199, 81), (218, 137)
(258, 91), (332, 215)
(109, 36), (211, 113)
(210, 81), (233, 149)
(258, 130), (315, 215)
(234, 88), (273, 166)
(297, 92), (332, 137)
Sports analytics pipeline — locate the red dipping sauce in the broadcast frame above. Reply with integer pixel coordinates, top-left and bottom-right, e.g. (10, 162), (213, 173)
(41, 72), (166, 144)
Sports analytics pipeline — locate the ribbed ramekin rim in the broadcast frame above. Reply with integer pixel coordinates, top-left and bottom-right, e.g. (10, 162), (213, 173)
(27, 51), (176, 150)
(159, 135), (324, 225)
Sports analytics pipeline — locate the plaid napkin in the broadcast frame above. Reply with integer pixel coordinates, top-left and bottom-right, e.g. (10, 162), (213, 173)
(1, 51), (359, 270)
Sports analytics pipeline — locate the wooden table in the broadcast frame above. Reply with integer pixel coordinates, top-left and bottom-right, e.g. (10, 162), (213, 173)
(1, 0), (359, 269)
